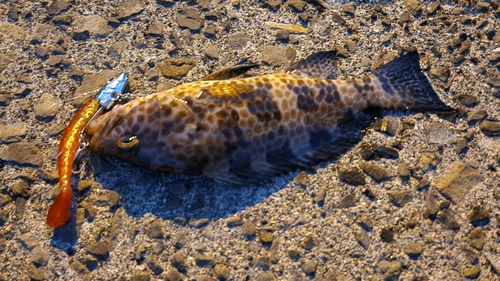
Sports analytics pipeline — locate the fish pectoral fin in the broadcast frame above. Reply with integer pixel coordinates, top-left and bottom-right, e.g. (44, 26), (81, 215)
(281, 51), (338, 79)
(203, 64), (259, 81)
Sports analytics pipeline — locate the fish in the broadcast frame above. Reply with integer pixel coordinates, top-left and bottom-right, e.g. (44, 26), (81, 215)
(85, 51), (452, 185)
(47, 73), (129, 228)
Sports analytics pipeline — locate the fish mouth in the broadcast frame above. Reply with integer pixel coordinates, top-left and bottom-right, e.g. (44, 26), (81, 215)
(85, 111), (119, 155)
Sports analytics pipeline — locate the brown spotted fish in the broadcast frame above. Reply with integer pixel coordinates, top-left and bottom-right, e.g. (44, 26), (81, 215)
(85, 51), (451, 184)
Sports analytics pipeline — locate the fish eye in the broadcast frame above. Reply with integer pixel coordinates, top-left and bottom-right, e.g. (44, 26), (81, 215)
(117, 135), (139, 153)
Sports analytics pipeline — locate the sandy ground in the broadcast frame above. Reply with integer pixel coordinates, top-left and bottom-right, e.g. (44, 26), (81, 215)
(1, 0), (500, 280)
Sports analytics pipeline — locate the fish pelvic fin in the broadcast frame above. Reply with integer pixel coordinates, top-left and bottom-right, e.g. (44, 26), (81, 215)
(282, 51), (337, 78)
(371, 51), (452, 112)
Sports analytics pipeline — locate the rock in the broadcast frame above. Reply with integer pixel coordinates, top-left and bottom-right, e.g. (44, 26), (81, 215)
(377, 260), (402, 279)
(0, 142), (43, 167)
(107, 190), (121, 208)
(301, 260), (317, 276)
(302, 235), (314, 250)
(373, 116), (400, 136)
(338, 165), (365, 185)
(260, 232), (274, 244)
(16, 233), (39, 250)
(31, 246), (49, 266)
(14, 197), (26, 220)
(288, 0), (306, 11)
(288, 249), (300, 261)
(255, 272), (277, 281)
(430, 67), (450, 82)
(158, 58), (196, 79)
(195, 254), (214, 267)
(387, 190), (413, 207)
(340, 2), (356, 14)
(380, 228), (394, 242)
(437, 209), (460, 229)
(397, 162), (410, 177)
(260, 46), (296, 67)
(147, 20), (164, 36)
(86, 241), (110, 258)
(0, 23), (27, 41)
(27, 264), (44, 281)
(73, 15), (112, 38)
(331, 12), (346, 25)
(462, 248), (479, 265)
(129, 274), (151, 281)
(359, 161), (391, 181)
(336, 194), (357, 208)
(73, 70), (122, 106)
(293, 171), (308, 186)
(172, 253), (187, 273)
(225, 215), (243, 227)
(145, 68), (160, 81)
(189, 218), (209, 228)
(15, 74), (33, 84)
(30, 23), (52, 44)
(485, 253), (500, 274)
(242, 220), (256, 236)
(115, 0), (145, 19)
(108, 40), (127, 61)
(403, 242), (423, 259)
(427, 121), (453, 144)
(355, 228), (370, 249)
(0, 123), (27, 143)
(205, 45), (221, 59)
(0, 194), (10, 207)
(461, 265), (480, 279)
(479, 120), (500, 136)
(0, 53), (15, 72)
(313, 186), (326, 204)
(226, 32), (248, 50)
(146, 255), (164, 275)
(453, 137), (468, 154)
(9, 179), (31, 198)
(176, 7), (203, 31)
(423, 189), (444, 218)
(34, 93), (59, 121)
(214, 263), (230, 280)
(404, 0), (421, 13)
(70, 259), (89, 275)
(456, 94), (478, 107)
(253, 255), (270, 270)
(433, 161), (484, 205)
(145, 219), (165, 239)
(467, 109), (487, 123)
(414, 152), (438, 177)
(428, 0), (441, 14)
(468, 205), (490, 226)
(48, 0), (70, 16)
(467, 228), (486, 250)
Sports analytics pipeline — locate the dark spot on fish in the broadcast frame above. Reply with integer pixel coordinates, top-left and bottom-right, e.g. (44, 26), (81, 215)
(295, 85), (318, 112)
(138, 115), (145, 123)
(378, 76), (395, 96)
(231, 109), (239, 122)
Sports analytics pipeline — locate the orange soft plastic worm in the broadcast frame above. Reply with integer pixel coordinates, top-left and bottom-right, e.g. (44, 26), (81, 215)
(47, 98), (101, 228)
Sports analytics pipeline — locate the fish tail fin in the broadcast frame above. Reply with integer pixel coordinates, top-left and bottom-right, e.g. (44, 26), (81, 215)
(371, 51), (452, 111)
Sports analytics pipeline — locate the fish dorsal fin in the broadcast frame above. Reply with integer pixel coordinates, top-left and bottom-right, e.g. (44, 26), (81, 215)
(203, 64), (259, 81)
(199, 82), (255, 99)
(282, 51), (337, 78)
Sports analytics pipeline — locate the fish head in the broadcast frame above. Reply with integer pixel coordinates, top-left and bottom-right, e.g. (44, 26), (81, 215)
(85, 97), (190, 172)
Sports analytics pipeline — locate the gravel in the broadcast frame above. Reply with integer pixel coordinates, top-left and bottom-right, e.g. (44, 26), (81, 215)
(1, 0), (500, 280)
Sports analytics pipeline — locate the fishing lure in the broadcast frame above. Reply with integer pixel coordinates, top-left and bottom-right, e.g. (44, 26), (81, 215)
(47, 73), (129, 228)
(85, 51), (452, 184)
